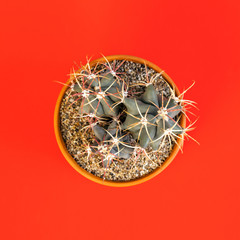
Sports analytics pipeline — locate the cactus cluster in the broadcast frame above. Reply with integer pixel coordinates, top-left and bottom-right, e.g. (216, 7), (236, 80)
(70, 59), (195, 169)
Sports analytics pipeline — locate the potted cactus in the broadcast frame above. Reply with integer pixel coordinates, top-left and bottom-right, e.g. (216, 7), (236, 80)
(54, 55), (197, 187)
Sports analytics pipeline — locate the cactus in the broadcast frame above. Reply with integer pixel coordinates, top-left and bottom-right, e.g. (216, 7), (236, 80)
(69, 58), (197, 170)
(122, 84), (184, 150)
(91, 121), (134, 167)
(73, 71), (127, 118)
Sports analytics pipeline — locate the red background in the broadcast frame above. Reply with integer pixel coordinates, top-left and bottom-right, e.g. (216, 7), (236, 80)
(1, 0), (239, 239)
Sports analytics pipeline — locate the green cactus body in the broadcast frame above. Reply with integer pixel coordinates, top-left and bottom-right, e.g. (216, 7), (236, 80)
(73, 67), (185, 167)
(122, 84), (183, 150)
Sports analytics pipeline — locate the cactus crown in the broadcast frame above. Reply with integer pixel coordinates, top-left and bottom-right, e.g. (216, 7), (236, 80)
(69, 58), (197, 169)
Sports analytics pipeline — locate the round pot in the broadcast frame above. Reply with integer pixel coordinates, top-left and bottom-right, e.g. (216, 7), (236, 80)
(54, 55), (186, 187)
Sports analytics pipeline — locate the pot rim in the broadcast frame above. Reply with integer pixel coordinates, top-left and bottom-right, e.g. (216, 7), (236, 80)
(54, 55), (186, 187)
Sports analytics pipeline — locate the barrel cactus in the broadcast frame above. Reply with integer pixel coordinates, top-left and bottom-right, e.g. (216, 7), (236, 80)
(69, 58), (196, 169)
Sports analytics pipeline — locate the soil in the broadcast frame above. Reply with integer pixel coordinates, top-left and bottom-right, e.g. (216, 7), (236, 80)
(59, 60), (179, 181)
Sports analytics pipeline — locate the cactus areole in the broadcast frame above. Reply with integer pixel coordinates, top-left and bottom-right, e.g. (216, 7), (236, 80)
(54, 55), (197, 187)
